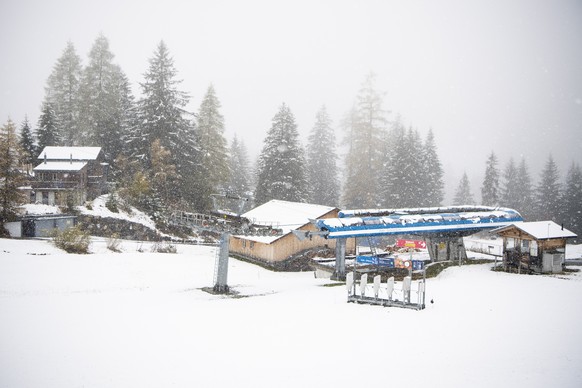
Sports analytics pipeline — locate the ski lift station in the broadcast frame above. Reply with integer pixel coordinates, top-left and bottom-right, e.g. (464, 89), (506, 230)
(303, 205), (524, 280)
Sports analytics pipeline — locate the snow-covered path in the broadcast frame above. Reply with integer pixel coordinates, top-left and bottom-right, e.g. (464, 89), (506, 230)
(1, 238), (581, 387)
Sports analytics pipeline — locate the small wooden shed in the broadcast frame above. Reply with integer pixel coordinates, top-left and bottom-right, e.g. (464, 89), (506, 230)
(493, 221), (577, 274)
(229, 200), (354, 265)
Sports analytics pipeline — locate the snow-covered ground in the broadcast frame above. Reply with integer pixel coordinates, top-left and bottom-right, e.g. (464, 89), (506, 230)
(1, 237), (582, 388)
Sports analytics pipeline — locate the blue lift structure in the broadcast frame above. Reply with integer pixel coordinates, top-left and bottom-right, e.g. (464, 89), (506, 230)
(297, 205), (523, 280)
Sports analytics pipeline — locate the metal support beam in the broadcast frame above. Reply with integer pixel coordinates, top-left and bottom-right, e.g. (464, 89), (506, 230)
(332, 238), (346, 280)
(213, 233), (230, 293)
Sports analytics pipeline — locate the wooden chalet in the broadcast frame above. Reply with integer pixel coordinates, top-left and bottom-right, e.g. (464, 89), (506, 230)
(229, 200), (355, 265)
(493, 221), (577, 274)
(32, 147), (108, 206)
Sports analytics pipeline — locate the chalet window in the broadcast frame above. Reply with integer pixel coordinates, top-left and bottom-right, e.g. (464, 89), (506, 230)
(250, 241), (255, 249)
(242, 240), (246, 248)
(52, 173), (58, 180)
(530, 240), (538, 256)
(521, 240), (529, 252)
(506, 238), (515, 250)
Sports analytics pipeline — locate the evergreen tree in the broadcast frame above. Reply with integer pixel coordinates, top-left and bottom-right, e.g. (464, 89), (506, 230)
(453, 172), (475, 205)
(381, 118), (407, 208)
(190, 85), (230, 211)
(79, 34), (134, 162)
(534, 154), (561, 222)
(0, 119), (27, 222)
(130, 41), (195, 203)
(481, 151), (500, 206)
(421, 128), (444, 207)
(342, 73), (389, 208)
(306, 105), (340, 206)
(227, 134), (252, 197)
(36, 101), (60, 151)
(500, 157), (519, 209)
(562, 162), (582, 239)
(18, 116), (36, 166)
(254, 103), (308, 206)
(515, 157), (534, 219)
(44, 41), (82, 146)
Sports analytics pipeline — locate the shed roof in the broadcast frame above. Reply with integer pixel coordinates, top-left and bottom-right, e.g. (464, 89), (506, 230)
(237, 200), (337, 244)
(493, 221), (577, 240)
(37, 146), (102, 161)
(34, 161), (87, 172)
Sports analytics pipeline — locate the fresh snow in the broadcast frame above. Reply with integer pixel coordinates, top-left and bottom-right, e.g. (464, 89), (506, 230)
(1, 237), (581, 388)
(77, 195), (157, 230)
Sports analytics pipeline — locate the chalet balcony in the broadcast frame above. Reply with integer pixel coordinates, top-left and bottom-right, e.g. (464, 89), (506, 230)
(31, 180), (82, 190)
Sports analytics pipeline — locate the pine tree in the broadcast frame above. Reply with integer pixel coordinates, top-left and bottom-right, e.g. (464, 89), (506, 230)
(254, 103), (308, 206)
(562, 162), (582, 239)
(45, 41), (82, 146)
(18, 116), (36, 166)
(79, 34), (134, 162)
(190, 85), (230, 211)
(534, 154), (561, 222)
(421, 129), (444, 207)
(515, 157), (534, 219)
(227, 134), (252, 197)
(36, 101), (60, 151)
(0, 119), (27, 222)
(500, 157), (519, 209)
(342, 73), (389, 208)
(306, 106), (340, 206)
(381, 119), (412, 208)
(130, 41), (195, 204)
(481, 151), (500, 206)
(453, 172), (475, 205)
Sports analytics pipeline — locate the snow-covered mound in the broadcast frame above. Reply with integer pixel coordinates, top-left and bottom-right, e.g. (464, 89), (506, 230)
(77, 194), (156, 230)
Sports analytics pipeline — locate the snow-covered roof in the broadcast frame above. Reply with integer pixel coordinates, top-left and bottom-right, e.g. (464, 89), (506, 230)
(237, 200), (337, 244)
(493, 221), (577, 240)
(37, 146), (102, 161)
(34, 161), (87, 172)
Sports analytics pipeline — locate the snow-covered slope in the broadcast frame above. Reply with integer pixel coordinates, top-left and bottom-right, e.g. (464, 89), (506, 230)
(1, 238), (581, 388)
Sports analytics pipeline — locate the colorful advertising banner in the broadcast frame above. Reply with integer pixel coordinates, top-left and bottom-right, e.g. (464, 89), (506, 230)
(356, 255), (425, 270)
(396, 239), (427, 249)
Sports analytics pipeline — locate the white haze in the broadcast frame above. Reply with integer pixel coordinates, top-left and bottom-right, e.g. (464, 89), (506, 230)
(1, 0), (581, 202)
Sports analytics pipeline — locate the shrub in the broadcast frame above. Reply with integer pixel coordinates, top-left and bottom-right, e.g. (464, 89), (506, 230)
(105, 194), (119, 213)
(53, 226), (90, 254)
(151, 241), (177, 254)
(107, 233), (122, 252)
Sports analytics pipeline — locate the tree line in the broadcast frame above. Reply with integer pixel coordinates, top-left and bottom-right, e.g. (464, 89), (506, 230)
(1, 35), (580, 240)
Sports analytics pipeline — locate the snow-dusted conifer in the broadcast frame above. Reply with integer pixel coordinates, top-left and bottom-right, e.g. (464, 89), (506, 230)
(44, 41), (82, 146)
(0, 119), (27, 222)
(79, 34), (134, 162)
(131, 41), (195, 203)
(453, 172), (475, 205)
(342, 73), (388, 208)
(381, 118), (407, 207)
(254, 103), (308, 206)
(227, 134), (252, 198)
(36, 102), (60, 151)
(18, 116), (36, 166)
(481, 151), (500, 206)
(562, 162), (582, 240)
(514, 157), (534, 219)
(534, 154), (561, 222)
(421, 129), (444, 207)
(500, 157), (519, 209)
(306, 106), (340, 206)
(189, 85), (230, 211)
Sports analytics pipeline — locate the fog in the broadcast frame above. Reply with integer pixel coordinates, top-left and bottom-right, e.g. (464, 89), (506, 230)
(1, 0), (581, 202)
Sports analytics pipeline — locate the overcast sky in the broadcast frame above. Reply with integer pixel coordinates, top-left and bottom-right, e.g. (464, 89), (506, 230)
(1, 0), (581, 201)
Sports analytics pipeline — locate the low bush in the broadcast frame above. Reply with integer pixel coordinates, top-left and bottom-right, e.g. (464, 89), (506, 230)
(53, 226), (90, 254)
(151, 241), (177, 254)
(107, 233), (122, 252)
